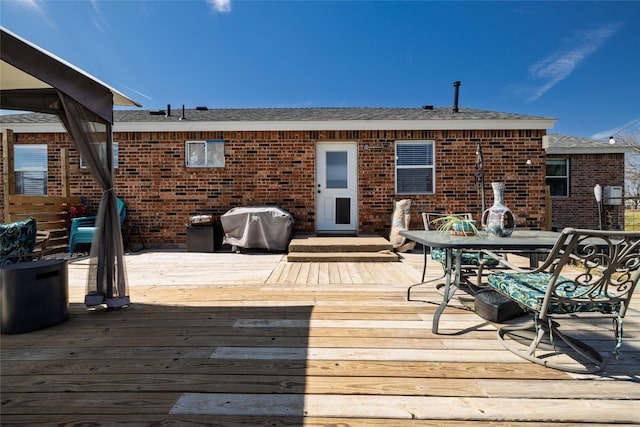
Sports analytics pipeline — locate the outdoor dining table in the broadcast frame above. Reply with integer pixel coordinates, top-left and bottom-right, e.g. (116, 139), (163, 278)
(400, 229), (562, 334)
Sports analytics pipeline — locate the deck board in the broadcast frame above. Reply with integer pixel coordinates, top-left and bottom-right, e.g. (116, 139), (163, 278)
(2, 249), (639, 425)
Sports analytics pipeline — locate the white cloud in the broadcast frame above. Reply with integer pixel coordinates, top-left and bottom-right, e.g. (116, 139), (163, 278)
(207, 0), (232, 13)
(526, 23), (622, 102)
(89, 0), (109, 31)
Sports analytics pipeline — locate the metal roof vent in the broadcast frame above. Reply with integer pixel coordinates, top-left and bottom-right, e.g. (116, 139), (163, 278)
(452, 81), (461, 113)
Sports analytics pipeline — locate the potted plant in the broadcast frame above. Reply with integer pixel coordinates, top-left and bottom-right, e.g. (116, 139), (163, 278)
(431, 214), (478, 236)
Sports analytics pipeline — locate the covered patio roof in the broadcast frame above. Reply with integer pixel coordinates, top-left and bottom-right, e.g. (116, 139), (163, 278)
(0, 26), (140, 121)
(1, 26), (140, 309)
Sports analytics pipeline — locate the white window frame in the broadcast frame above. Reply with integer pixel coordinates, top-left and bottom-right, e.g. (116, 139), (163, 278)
(186, 140), (225, 168)
(546, 158), (570, 197)
(80, 143), (119, 169)
(14, 144), (48, 195)
(395, 140), (435, 195)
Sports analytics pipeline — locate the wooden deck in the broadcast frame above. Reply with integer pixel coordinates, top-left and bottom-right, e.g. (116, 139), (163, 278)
(2, 249), (639, 425)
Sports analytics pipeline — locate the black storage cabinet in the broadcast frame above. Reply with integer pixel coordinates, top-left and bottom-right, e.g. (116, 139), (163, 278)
(187, 223), (222, 253)
(1, 259), (69, 334)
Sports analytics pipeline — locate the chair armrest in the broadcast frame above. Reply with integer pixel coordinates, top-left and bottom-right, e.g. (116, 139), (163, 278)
(70, 216), (97, 231)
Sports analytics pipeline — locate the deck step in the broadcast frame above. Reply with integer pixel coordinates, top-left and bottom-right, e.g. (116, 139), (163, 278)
(287, 251), (398, 262)
(287, 236), (397, 262)
(288, 236), (393, 253)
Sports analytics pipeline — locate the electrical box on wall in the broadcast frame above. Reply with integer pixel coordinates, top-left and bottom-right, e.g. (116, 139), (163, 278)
(603, 186), (623, 205)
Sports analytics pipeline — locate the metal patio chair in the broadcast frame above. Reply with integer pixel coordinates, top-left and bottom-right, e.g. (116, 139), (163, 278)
(407, 212), (500, 301)
(68, 198), (126, 255)
(485, 228), (640, 373)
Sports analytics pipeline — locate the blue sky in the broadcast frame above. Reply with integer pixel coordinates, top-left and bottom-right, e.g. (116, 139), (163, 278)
(2, 0), (639, 139)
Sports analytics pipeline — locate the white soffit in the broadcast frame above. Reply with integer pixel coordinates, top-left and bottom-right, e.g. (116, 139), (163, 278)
(115, 117), (556, 132)
(1, 117), (556, 133)
(0, 61), (50, 90)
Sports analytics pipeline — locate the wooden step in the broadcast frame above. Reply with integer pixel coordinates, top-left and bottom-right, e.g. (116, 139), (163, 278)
(287, 251), (398, 262)
(287, 236), (397, 262)
(288, 236), (393, 253)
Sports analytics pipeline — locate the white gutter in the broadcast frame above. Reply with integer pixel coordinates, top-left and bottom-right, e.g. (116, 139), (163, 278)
(1, 118), (557, 134)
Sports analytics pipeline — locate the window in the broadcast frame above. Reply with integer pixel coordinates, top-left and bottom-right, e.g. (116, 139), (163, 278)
(186, 140), (225, 167)
(546, 158), (569, 197)
(14, 144), (48, 195)
(80, 143), (119, 168)
(395, 141), (435, 194)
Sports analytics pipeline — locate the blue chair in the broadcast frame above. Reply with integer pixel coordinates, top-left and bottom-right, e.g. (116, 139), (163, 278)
(486, 228), (640, 373)
(68, 198), (126, 255)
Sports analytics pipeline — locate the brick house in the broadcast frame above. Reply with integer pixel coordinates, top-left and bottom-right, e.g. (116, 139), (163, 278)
(0, 107), (625, 248)
(545, 133), (630, 231)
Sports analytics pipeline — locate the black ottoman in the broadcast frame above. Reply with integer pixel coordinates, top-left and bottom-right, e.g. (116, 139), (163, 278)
(474, 289), (525, 323)
(1, 259), (69, 334)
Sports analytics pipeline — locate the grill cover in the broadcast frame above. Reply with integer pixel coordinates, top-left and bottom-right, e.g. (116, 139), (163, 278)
(221, 206), (293, 251)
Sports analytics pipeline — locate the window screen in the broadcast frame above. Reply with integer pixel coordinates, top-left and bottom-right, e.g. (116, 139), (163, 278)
(14, 144), (48, 195)
(395, 141), (434, 194)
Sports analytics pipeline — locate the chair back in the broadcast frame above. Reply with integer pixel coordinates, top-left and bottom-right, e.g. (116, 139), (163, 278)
(0, 217), (37, 266)
(117, 198), (127, 225)
(538, 228), (640, 318)
(422, 212), (472, 230)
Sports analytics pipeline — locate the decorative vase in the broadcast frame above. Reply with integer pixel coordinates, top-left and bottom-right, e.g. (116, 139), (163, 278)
(481, 182), (516, 237)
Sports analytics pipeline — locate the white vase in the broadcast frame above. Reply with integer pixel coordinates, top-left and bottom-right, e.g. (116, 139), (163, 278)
(481, 182), (516, 237)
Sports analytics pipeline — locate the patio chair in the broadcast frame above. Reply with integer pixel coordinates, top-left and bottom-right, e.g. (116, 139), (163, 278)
(407, 213), (500, 301)
(424, 212), (500, 273)
(68, 198), (126, 255)
(485, 228), (640, 373)
(1, 218), (50, 266)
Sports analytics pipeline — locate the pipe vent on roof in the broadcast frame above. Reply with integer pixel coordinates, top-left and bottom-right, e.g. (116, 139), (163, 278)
(452, 81), (461, 113)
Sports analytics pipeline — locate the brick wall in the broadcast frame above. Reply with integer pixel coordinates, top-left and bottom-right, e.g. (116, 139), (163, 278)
(2, 128), (551, 246)
(549, 153), (626, 230)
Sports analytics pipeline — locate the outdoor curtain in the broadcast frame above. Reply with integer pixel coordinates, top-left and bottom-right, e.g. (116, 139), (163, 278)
(58, 93), (129, 308)
(1, 27), (131, 308)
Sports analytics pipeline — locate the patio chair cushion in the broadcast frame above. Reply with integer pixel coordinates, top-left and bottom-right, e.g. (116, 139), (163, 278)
(1, 218), (37, 266)
(431, 248), (500, 267)
(488, 272), (622, 315)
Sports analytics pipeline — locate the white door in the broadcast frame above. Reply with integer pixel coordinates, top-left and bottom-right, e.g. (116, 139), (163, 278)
(316, 142), (357, 233)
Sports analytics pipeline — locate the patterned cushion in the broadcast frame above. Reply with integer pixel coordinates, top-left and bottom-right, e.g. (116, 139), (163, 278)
(0, 218), (37, 266)
(488, 272), (622, 315)
(431, 248), (500, 267)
